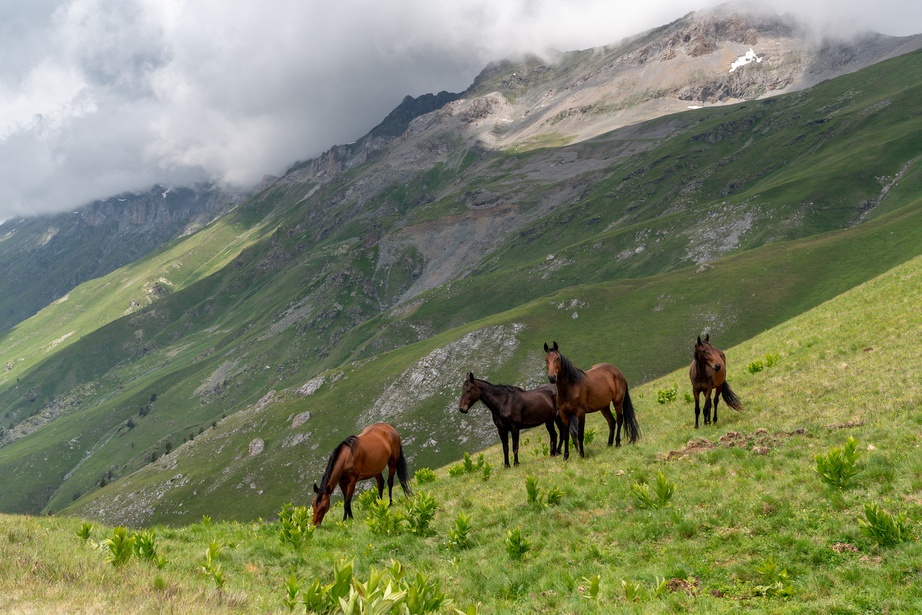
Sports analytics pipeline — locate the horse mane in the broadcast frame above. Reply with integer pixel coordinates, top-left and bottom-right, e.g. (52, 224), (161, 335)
(318, 435), (359, 492)
(474, 378), (526, 395)
(558, 352), (585, 384)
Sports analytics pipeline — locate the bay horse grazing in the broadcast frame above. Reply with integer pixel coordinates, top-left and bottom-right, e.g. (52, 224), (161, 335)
(689, 334), (744, 428)
(311, 422), (411, 526)
(543, 342), (640, 459)
(457, 372), (563, 467)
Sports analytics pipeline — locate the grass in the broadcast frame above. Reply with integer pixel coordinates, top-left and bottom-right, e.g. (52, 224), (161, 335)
(3, 251), (922, 612)
(3, 49), (922, 528)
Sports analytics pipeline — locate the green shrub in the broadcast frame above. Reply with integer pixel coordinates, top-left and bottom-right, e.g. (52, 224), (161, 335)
(747, 360), (764, 374)
(656, 383), (678, 404)
(449, 452), (486, 477)
(277, 503), (314, 550)
(406, 491), (438, 536)
(283, 573), (302, 611)
(133, 529), (166, 569)
(102, 527), (135, 567)
(814, 437), (863, 489)
(570, 428), (596, 447)
(447, 513), (473, 550)
(581, 575), (601, 602)
(504, 528), (531, 560)
(75, 522), (93, 541)
(200, 539), (225, 588)
(525, 475), (563, 509)
(622, 579), (641, 602)
(404, 571), (451, 614)
(764, 352), (780, 367)
(859, 501), (912, 546)
(414, 467), (436, 484)
(356, 488), (380, 511)
(290, 559), (450, 615)
(364, 498), (406, 536)
(630, 470), (675, 509)
(753, 557), (795, 598)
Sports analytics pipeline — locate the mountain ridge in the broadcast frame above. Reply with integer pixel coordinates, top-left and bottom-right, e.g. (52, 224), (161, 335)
(0, 7), (921, 521)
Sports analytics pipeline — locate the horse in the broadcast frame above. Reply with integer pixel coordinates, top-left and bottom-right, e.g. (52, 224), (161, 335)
(457, 372), (563, 467)
(311, 422), (411, 526)
(543, 341), (640, 459)
(689, 334), (744, 428)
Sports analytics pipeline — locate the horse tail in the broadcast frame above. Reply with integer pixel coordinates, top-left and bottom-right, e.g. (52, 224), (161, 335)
(721, 381), (744, 412)
(396, 445), (412, 497)
(622, 387), (641, 444)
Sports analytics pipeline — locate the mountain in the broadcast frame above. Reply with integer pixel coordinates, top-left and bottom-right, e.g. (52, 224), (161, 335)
(1, 6), (921, 522)
(0, 185), (242, 332)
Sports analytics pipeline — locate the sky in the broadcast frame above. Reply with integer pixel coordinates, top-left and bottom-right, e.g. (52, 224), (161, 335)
(1, 0), (920, 220)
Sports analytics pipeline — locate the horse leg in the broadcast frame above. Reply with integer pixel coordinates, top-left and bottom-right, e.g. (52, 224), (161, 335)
(577, 415), (586, 458)
(545, 419), (558, 457)
(511, 426), (521, 467)
(375, 474), (385, 500)
(601, 405), (617, 447)
(386, 466), (396, 505)
(712, 384), (721, 424)
(694, 388), (701, 428)
(560, 413), (571, 460)
(341, 477), (357, 521)
(703, 390), (713, 426)
(498, 426), (511, 468)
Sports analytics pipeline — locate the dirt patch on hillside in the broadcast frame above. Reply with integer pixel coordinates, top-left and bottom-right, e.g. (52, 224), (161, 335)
(664, 427), (807, 460)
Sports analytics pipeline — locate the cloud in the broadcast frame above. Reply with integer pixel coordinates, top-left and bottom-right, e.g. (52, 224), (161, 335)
(0, 0), (920, 218)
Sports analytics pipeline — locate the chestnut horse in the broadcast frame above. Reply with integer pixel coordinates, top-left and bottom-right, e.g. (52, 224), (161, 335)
(689, 334), (744, 428)
(458, 372), (563, 467)
(543, 342), (640, 459)
(311, 422), (411, 526)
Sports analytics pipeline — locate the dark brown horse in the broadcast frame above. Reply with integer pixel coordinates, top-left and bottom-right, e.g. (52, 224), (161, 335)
(543, 342), (640, 459)
(689, 334), (744, 428)
(458, 372), (562, 467)
(311, 422), (411, 526)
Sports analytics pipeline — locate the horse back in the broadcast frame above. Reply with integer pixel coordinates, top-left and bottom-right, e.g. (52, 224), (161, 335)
(582, 363), (627, 408)
(514, 384), (557, 426)
(353, 423), (400, 479)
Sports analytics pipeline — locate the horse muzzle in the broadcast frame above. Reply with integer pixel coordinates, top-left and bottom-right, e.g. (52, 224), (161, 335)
(547, 375), (557, 384)
(458, 405), (469, 414)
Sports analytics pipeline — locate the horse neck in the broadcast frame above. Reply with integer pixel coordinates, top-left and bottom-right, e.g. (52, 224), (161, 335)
(555, 354), (583, 391)
(321, 446), (351, 490)
(475, 380), (507, 415)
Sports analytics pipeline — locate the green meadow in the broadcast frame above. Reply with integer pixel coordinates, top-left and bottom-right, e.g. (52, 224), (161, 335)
(3, 251), (920, 613)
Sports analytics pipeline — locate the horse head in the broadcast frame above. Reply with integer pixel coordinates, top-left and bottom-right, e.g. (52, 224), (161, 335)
(458, 372), (480, 413)
(311, 482), (332, 526)
(543, 341), (560, 384)
(694, 335), (722, 372)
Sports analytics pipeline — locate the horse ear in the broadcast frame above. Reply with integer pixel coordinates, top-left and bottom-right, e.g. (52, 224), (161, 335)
(313, 483), (319, 494)
(704, 333), (709, 342)
(544, 342), (549, 352)
(552, 341), (558, 351)
(467, 372), (475, 382)
(697, 336), (702, 344)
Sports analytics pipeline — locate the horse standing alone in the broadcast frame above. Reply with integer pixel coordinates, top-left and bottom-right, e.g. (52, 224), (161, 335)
(311, 422), (411, 526)
(457, 372), (562, 467)
(543, 342), (640, 459)
(689, 334), (744, 428)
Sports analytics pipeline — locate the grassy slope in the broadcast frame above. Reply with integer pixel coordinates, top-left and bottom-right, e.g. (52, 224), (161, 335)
(2, 50), (922, 519)
(3, 250), (921, 613)
(60, 191), (922, 527)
